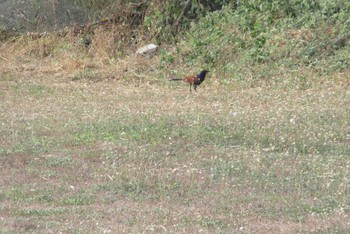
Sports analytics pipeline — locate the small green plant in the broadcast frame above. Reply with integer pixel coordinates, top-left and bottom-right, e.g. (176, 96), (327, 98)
(61, 194), (95, 206)
(46, 156), (74, 167)
(20, 208), (67, 216)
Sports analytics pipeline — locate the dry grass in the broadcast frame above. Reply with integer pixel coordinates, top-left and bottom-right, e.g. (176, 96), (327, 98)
(0, 25), (158, 86)
(0, 33), (350, 233)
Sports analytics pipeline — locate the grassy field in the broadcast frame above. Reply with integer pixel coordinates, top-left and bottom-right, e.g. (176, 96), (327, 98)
(1, 1), (350, 232)
(0, 68), (349, 233)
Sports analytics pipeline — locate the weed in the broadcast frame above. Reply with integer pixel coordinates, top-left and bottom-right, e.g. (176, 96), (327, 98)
(19, 208), (67, 217)
(45, 156), (74, 167)
(61, 194), (95, 206)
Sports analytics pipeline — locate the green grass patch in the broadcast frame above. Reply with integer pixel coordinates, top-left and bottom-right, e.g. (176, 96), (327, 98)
(61, 194), (95, 206)
(19, 208), (68, 217)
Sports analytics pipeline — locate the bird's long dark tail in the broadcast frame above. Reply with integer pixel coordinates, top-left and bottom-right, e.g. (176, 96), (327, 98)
(169, 78), (182, 81)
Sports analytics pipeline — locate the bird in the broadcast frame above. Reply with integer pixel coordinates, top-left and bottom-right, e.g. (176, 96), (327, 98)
(169, 70), (209, 92)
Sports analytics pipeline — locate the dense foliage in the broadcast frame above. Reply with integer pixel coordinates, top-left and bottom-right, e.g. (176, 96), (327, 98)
(159, 0), (350, 85)
(1, 0), (349, 84)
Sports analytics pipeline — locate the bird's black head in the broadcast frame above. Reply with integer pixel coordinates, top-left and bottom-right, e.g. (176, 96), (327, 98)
(201, 70), (209, 75)
(197, 70), (209, 81)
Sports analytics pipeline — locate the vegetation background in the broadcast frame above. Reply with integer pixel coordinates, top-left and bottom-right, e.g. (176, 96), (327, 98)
(0, 0), (349, 233)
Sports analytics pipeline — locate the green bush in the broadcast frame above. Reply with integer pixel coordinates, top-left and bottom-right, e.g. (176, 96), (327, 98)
(162, 0), (350, 86)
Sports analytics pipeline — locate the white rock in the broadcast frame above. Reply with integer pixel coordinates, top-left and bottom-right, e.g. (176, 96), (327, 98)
(136, 43), (158, 57)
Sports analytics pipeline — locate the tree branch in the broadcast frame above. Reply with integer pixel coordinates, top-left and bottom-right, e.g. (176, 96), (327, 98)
(173, 0), (192, 30)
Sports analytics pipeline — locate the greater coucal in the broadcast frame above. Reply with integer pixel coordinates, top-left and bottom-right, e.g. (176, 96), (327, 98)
(169, 70), (209, 92)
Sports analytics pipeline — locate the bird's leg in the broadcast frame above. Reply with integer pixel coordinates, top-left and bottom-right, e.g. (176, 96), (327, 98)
(190, 84), (192, 92)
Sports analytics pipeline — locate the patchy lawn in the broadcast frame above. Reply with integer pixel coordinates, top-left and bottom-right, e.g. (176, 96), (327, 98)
(0, 74), (349, 233)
